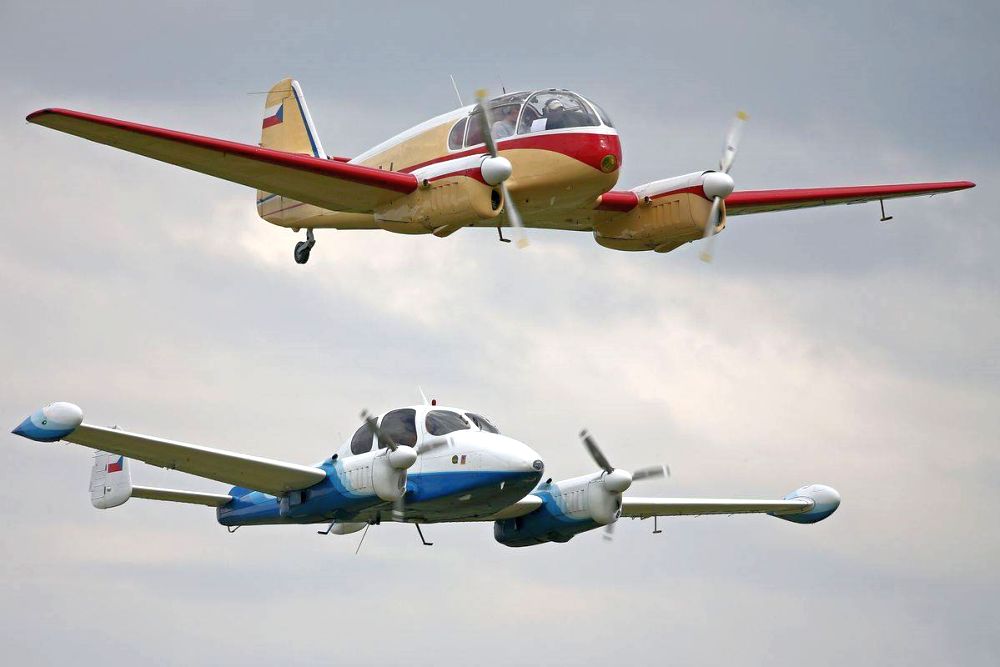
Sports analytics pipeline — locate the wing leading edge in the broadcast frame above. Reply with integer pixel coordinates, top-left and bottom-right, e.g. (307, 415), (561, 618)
(724, 181), (975, 215)
(26, 108), (417, 213)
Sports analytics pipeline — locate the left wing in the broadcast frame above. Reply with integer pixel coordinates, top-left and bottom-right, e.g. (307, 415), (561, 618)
(724, 181), (975, 216)
(13, 402), (325, 496)
(26, 108), (417, 213)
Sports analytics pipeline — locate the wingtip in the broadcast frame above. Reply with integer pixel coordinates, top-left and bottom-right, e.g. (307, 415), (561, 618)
(26, 108), (54, 123)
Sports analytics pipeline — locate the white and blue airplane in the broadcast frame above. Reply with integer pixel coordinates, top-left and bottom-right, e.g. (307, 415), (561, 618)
(12, 401), (840, 547)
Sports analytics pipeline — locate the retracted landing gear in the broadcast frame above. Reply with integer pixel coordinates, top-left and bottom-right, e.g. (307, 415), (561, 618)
(294, 229), (316, 264)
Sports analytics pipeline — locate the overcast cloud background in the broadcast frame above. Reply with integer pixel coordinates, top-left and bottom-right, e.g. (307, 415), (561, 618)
(0, 1), (996, 664)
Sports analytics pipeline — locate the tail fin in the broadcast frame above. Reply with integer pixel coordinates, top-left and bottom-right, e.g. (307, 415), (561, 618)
(91, 451), (131, 509)
(257, 78), (326, 225)
(259, 78), (326, 158)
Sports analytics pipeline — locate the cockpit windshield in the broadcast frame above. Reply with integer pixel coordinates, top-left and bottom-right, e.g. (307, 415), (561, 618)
(454, 90), (609, 149)
(425, 410), (471, 436)
(465, 413), (500, 434)
(517, 91), (600, 134)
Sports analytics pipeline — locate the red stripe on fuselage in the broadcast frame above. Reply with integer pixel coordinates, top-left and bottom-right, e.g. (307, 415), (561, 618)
(399, 131), (622, 175)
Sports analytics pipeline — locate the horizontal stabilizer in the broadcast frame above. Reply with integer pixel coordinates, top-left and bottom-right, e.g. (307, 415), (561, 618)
(131, 486), (232, 507)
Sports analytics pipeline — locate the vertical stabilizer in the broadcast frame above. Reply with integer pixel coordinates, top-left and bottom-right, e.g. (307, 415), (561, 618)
(258, 77), (326, 158)
(91, 451), (131, 509)
(256, 78), (327, 225)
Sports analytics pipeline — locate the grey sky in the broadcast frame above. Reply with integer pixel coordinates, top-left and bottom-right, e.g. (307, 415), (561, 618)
(0, 1), (996, 664)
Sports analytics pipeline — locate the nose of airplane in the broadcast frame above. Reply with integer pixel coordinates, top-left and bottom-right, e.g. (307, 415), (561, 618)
(485, 434), (544, 476)
(453, 431), (543, 477)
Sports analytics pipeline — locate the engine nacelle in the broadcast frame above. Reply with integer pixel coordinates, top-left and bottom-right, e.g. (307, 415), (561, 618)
(371, 448), (410, 502)
(374, 174), (501, 234)
(593, 172), (722, 253)
(493, 473), (623, 547)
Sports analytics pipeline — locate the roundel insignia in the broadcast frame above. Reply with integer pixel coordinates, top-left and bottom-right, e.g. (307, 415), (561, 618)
(600, 154), (618, 173)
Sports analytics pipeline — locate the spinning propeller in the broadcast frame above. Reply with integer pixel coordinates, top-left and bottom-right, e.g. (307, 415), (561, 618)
(579, 429), (669, 541)
(474, 89), (529, 249)
(360, 409), (449, 521)
(699, 111), (748, 263)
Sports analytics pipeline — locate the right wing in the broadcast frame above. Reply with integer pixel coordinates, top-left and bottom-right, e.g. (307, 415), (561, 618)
(13, 402), (325, 496)
(26, 108), (417, 213)
(621, 497), (810, 517)
(622, 484), (841, 524)
(724, 181), (975, 216)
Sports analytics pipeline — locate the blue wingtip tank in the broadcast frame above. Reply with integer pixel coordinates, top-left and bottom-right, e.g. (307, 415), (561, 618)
(12, 402), (84, 442)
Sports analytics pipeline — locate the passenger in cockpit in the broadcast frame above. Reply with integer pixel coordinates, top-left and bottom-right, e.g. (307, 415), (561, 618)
(491, 105), (519, 138)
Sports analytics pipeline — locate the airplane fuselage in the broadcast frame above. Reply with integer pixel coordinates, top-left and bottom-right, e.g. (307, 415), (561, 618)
(217, 406), (545, 527)
(257, 90), (623, 233)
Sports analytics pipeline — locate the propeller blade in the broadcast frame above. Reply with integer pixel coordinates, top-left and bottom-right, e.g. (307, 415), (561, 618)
(603, 522), (615, 542)
(474, 89), (499, 158)
(632, 465), (670, 481)
(580, 429), (614, 474)
(360, 409), (397, 451)
(699, 196), (723, 263)
(719, 110), (748, 174)
(415, 436), (450, 455)
(392, 492), (406, 521)
(499, 182), (529, 249)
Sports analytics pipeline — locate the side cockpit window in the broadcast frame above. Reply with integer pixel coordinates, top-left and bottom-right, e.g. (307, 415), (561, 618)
(378, 408), (417, 448)
(466, 413), (500, 434)
(448, 118), (468, 150)
(518, 91), (599, 134)
(462, 93), (529, 148)
(426, 410), (471, 436)
(350, 423), (373, 455)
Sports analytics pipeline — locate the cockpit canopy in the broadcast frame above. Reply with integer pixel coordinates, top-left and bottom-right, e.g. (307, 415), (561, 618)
(448, 89), (614, 150)
(346, 406), (502, 456)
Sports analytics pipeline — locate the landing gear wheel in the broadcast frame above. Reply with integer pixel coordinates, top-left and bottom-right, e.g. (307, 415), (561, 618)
(294, 229), (316, 265)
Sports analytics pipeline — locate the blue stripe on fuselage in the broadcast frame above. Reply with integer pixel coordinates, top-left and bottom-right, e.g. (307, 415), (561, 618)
(217, 464), (540, 526)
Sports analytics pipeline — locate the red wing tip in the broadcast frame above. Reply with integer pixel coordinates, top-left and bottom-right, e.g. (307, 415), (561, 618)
(26, 108), (74, 123)
(957, 180), (976, 189)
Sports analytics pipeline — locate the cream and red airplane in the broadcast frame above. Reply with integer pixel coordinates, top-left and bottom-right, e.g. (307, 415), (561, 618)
(27, 78), (974, 263)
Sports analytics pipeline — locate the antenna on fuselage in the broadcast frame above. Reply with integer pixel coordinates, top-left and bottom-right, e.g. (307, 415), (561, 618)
(498, 74), (507, 95)
(449, 75), (464, 107)
(418, 386), (430, 406)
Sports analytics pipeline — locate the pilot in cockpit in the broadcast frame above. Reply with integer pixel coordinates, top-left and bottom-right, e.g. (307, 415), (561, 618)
(542, 98), (568, 130)
(491, 105), (519, 138)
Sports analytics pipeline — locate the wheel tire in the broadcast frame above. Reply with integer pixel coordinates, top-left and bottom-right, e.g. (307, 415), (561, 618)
(294, 241), (311, 264)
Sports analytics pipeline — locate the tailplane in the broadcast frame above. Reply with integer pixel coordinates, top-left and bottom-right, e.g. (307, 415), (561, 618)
(89, 451), (232, 509)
